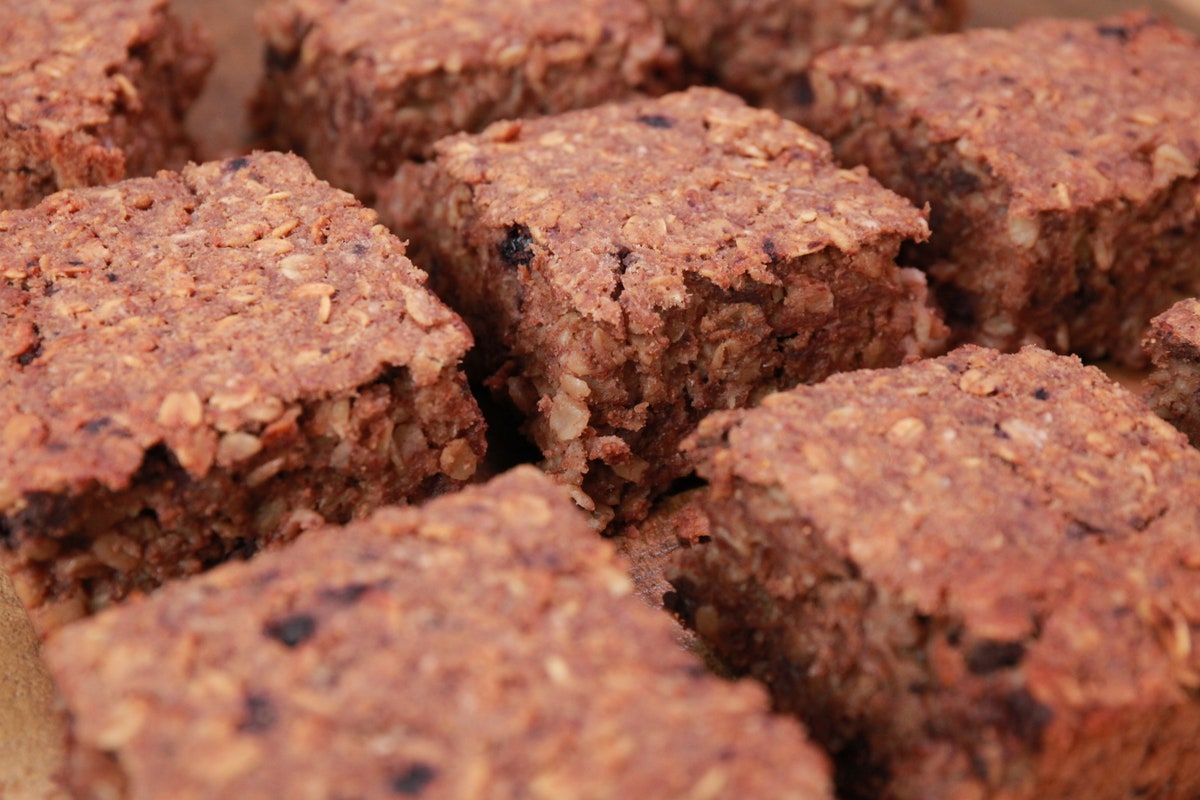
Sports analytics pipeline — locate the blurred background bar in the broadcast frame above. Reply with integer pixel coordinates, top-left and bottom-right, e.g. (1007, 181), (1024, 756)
(178, 0), (1200, 161)
(971, 0), (1200, 27)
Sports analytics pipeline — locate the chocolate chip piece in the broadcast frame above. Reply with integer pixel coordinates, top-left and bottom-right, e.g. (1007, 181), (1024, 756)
(225, 156), (251, 173)
(390, 763), (438, 796)
(263, 613), (317, 647)
(1033, 387), (1050, 400)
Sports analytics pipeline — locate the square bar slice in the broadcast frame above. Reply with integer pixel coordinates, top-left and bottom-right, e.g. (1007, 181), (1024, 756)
(799, 13), (1200, 364)
(667, 345), (1200, 800)
(252, 0), (677, 204)
(44, 467), (832, 800)
(382, 87), (945, 527)
(0, 151), (485, 632)
(0, 0), (213, 210)
(1143, 297), (1200, 445)
(644, 0), (963, 120)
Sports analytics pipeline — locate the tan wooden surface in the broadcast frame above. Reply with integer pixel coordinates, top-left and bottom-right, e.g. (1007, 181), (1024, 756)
(4, 1), (1199, 797)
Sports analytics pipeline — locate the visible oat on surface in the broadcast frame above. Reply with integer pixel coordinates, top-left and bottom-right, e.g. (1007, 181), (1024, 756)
(382, 87), (945, 527)
(0, 151), (485, 632)
(668, 345), (1200, 800)
(799, 13), (1200, 365)
(0, 0), (213, 210)
(45, 467), (832, 800)
(252, 0), (678, 203)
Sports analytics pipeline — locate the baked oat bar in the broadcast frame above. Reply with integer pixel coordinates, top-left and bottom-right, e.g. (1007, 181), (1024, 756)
(1143, 297), (1200, 445)
(1, 0), (212, 210)
(667, 345), (1200, 800)
(644, 0), (963, 120)
(0, 151), (485, 632)
(381, 87), (945, 527)
(252, 0), (677, 204)
(798, 13), (1200, 365)
(44, 467), (833, 800)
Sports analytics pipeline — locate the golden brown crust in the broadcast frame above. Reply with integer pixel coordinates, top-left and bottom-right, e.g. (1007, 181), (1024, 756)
(0, 0), (213, 209)
(669, 345), (1200, 799)
(1, 152), (485, 629)
(45, 467), (832, 800)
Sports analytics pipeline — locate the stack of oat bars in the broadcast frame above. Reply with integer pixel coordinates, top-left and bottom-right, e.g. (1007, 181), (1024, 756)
(6, 0), (1200, 797)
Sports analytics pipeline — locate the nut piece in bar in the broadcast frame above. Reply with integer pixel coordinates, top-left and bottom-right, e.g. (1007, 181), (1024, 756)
(668, 345), (1200, 800)
(0, 151), (485, 632)
(45, 467), (833, 800)
(252, 0), (678, 203)
(798, 13), (1200, 364)
(644, 0), (964, 120)
(0, 0), (213, 210)
(382, 87), (945, 527)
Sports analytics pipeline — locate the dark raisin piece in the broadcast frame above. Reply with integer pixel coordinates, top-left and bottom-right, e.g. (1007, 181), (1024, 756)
(762, 238), (779, 262)
(791, 73), (815, 108)
(320, 583), (372, 604)
(238, 693), (278, 733)
(264, 46), (299, 73)
(1003, 688), (1053, 746)
(1033, 387), (1049, 400)
(263, 613), (317, 647)
(965, 639), (1026, 674)
(104, 272), (119, 283)
(499, 224), (535, 267)
(636, 114), (674, 129)
(82, 417), (112, 434)
(390, 763), (438, 796)
(225, 156), (251, 173)
(1097, 23), (1130, 41)
(948, 168), (981, 194)
(16, 338), (42, 367)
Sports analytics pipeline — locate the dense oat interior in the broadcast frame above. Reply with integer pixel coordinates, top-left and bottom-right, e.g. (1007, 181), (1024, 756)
(668, 347), (1200, 800)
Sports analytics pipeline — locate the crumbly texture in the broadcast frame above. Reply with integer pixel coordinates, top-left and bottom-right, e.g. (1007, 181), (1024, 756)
(644, 0), (963, 118)
(1143, 297), (1200, 444)
(381, 87), (945, 527)
(798, 13), (1200, 365)
(252, 0), (678, 204)
(0, 151), (485, 632)
(0, 0), (213, 210)
(44, 467), (832, 800)
(667, 345), (1200, 800)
